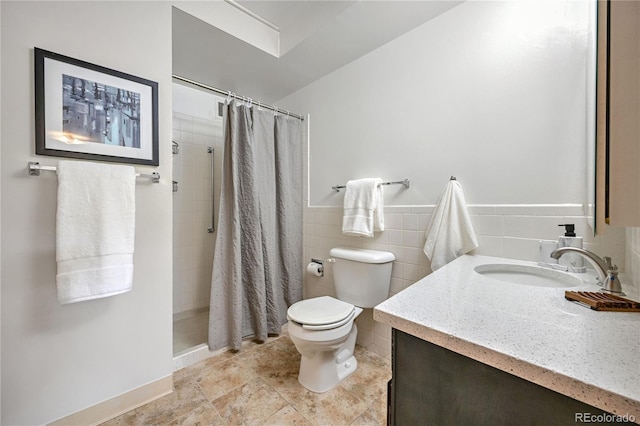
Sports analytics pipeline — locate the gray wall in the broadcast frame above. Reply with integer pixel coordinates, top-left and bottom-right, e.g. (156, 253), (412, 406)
(0, 2), (173, 424)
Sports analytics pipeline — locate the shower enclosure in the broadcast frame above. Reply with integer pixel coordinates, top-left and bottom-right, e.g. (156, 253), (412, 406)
(172, 82), (224, 355)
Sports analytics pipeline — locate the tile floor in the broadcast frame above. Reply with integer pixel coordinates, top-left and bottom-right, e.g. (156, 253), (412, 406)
(102, 335), (391, 425)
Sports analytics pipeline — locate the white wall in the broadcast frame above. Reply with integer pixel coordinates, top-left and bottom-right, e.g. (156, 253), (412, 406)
(0, 2), (173, 424)
(280, 0), (595, 207)
(173, 1), (279, 57)
(277, 1), (625, 358)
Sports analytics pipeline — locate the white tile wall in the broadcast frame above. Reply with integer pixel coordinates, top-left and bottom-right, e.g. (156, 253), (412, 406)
(303, 204), (626, 359)
(172, 112), (223, 315)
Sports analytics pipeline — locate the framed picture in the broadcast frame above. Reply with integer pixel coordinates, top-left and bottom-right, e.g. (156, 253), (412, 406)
(34, 48), (159, 166)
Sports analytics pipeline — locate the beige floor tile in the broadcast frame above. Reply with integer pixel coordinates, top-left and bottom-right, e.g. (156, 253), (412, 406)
(240, 337), (301, 389)
(349, 394), (387, 426)
(192, 355), (259, 401)
(212, 377), (289, 425)
(261, 405), (314, 426)
(133, 369), (208, 425)
(101, 337), (390, 426)
(168, 401), (226, 426)
(278, 384), (370, 426)
(338, 360), (391, 403)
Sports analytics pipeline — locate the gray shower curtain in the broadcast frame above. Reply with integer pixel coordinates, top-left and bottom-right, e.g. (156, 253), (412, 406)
(208, 100), (303, 351)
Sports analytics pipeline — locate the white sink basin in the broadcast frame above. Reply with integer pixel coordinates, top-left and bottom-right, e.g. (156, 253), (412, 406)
(474, 264), (582, 288)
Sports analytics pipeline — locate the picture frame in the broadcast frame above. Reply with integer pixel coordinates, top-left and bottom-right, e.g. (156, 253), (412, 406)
(34, 48), (159, 166)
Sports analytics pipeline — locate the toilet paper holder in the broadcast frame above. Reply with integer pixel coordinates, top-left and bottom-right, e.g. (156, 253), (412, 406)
(310, 258), (325, 276)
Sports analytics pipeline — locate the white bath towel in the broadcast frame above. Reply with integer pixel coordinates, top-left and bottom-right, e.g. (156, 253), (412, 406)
(423, 180), (478, 271)
(56, 161), (136, 304)
(342, 178), (384, 237)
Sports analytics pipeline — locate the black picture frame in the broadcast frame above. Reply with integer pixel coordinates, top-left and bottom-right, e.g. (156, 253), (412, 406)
(34, 47), (159, 166)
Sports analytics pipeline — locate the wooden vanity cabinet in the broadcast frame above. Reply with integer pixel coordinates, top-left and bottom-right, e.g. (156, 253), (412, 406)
(387, 329), (631, 425)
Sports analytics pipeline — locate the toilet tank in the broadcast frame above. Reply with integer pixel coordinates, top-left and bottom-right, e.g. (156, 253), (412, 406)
(330, 247), (395, 308)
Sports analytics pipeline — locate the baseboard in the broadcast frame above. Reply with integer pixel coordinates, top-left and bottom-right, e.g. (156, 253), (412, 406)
(48, 375), (173, 426)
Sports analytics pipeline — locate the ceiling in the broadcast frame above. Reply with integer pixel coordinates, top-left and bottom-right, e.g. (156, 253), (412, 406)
(172, 1), (463, 104)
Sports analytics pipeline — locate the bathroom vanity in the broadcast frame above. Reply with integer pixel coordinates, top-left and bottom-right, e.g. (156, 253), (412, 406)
(374, 255), (640, 425)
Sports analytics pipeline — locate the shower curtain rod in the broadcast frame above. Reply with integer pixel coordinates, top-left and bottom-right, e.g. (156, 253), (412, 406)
(172, 74), (305, 121)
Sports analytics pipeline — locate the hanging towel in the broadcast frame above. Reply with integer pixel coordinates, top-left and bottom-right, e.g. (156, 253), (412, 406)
(423, 180), (478, 271)
(342, 178), (384, 237)
(56, 161), (136, 304)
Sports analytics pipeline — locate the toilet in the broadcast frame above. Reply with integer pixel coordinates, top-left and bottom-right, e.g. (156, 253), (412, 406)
(287, 247), (395, 393)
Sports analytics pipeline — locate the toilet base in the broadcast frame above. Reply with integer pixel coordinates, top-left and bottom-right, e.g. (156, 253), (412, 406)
(299, 353), (358, 393)
(296, 323), (358, 393)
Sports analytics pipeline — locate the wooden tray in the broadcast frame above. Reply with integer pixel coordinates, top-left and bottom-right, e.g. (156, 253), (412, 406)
(564, 291), (640, 312)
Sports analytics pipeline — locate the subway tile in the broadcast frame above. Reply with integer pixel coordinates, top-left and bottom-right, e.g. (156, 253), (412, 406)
(193, 133), (206, 146)
(402, 263), (420, 282)
(503, 216), (535, 238)
(417, 214), (431, 232)
(180, 130), (193, 144)
(193, 118), (216, 136)
(391, 261), (403, 279)
(467, 205), (497, 215)
(471, 215), (503, 236)
(401, 214), (418, 230)
(603, 224), (626, 244)
(371, 334), (392, 358)
(493, 205), (542, 216)
(361, 239), (376, 250)
(374, 231), (389, 245)
(373, 320), (391, 339)
(402, 230), (423, 248)
(410, 205), (435, 214)
(476, 235), (503, 257)
(383, 206), (412, 214)
(531, 216), (565, 240)
(384, 214), (403, 230)
(389, 277), (404, 294)
(174, 112), (193, 123)
(502, 237), (537, 262)
(402, 247), (425, 265)
(386, 230), (403, 246)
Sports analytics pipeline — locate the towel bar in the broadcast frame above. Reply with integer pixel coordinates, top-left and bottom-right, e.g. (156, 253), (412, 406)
(332, 178), (410, 192)
(27, 161), (161, 183)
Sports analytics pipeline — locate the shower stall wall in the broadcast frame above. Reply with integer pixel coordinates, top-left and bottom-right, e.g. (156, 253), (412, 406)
(172, 83), (224, 355)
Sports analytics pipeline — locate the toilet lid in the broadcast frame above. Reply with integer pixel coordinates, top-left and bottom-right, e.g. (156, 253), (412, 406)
(287, 296), (355, 326)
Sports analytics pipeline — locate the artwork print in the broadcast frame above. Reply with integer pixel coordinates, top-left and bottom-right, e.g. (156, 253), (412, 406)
(35, 48), (159, 166)
(62, 74), (141, 148)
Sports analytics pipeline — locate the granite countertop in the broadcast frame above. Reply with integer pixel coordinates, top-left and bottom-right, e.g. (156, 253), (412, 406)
(373, 254), (640, 419)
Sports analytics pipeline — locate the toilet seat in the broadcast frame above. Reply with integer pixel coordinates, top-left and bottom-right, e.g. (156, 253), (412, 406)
(287, 296), (355, 331)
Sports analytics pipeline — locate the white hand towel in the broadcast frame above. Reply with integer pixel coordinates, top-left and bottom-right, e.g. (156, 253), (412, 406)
(342, 178), (384, 237)
(56, 161), (136, 304)
(423, 180), (478, 271)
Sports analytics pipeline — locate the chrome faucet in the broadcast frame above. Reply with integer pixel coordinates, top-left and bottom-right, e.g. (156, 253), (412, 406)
(550, 247), (624, 295)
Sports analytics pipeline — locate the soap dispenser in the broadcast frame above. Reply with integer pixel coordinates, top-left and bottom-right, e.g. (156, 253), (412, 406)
(557, 224), (586, 273)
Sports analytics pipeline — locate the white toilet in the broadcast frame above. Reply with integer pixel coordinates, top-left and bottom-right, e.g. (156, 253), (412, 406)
(287, 247), (395, 393)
